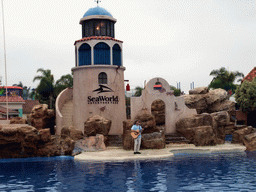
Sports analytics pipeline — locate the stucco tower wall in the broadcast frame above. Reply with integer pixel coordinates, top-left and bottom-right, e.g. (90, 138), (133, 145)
(72, 65), (126, 135)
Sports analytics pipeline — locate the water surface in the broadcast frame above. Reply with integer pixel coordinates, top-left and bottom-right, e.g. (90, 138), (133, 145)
(0, 152), (256, 191)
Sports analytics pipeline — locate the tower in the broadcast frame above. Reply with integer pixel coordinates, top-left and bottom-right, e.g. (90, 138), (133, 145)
(72, 6), (126, 135)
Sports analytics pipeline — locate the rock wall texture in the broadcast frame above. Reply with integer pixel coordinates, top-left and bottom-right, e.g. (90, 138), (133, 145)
(74, 134), (106, 152)
(61, 125), (107, 153)
(231, 126), (256, 151)
(10, 117), (27, 124)
(0, 124), (74, 158)
(151, 99), (165, 125)
(0, 119), (111, 158)
(84, 115), (111, 137)
(175, 87), (239, 146)
(183, 87), (235, 116)
(30, 104), (55, 134)
(175, 111), (231, 146)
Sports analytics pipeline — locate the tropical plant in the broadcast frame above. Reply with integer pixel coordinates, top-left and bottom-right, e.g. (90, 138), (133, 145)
(170, 86), (181, 96)
(33, 68), (55, 108)
(12, 81), (23, 88)
(134, 86), (144, 97)
(33, 69), (73, 109)
(209, 67), (244, 93)
(235, 78), (256, 112)
(54, 74), (73, 97)
(29, 88), (36, 100)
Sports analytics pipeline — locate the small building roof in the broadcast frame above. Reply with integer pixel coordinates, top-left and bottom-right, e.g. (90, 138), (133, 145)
(83, 7), (113, 18)
(22, 100), (40, 114)
(242, 67), (256, 82)
(0, 96), (25, 103)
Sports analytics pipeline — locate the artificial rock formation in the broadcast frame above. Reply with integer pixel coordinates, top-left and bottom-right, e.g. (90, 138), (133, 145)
(61, 126), (84, 141)
(74, 134), (106, 152)
(141, 132), (165, 149)
(231, 126), (256, 152)
(0, 124), (74, 158)
(123, 120), (134, 150)
(232, 126), (255, 144)
(177, 87), (236, 146)
(151, 99), (165, 125)
(10, 117), (27, 124)
(183, 87), (235, 115)
(176, 111), (231, 146)
(84, 115), (111, 137)
(61, 123), (108, 153)
(30, 104), (55, 134)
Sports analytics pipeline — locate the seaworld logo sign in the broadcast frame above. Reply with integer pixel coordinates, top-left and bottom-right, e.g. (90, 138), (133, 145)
(88, 85), (119, 104)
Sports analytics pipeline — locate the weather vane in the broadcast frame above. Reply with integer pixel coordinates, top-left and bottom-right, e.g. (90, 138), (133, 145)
(95, 0), (101, 6)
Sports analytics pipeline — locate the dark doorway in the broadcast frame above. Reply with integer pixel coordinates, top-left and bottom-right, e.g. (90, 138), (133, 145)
(247, 111), (256, 128)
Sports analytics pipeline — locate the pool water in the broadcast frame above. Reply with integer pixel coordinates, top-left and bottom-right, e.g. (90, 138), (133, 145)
(0, 152), (256, 191)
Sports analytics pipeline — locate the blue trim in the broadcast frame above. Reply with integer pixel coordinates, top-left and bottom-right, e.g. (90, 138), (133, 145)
(113, 44), (121, 66)
(79, 43), (91, 66)
(94, 42), (110, 65)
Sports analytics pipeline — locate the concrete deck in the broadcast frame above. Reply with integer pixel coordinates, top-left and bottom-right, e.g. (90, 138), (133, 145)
(74, 143), (246, 161)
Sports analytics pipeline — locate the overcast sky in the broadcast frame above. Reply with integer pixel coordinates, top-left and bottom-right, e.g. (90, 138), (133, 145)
(0, 0), (255, 93)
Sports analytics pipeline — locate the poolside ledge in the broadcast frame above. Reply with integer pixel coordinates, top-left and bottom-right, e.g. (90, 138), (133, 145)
(74, 143), (246, 161)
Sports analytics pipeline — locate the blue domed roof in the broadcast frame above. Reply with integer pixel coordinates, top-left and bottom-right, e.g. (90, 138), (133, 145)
(83, 7), (113, 17)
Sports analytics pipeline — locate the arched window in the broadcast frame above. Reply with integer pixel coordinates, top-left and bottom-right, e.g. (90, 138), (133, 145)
(79, 43), (91, 66)
(113, 44), (121, 66)
(98, 72), (107, 84)
(94, 42), (110, 65)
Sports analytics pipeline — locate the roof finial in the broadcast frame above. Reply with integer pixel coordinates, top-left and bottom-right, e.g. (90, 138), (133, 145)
(95, 0), (101, 6)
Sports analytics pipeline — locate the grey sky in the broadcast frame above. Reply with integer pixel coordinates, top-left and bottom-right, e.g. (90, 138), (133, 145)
(0, 0), (255, 93)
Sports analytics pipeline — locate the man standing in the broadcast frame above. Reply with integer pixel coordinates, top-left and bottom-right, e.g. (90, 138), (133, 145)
(131, 120), (143, 154)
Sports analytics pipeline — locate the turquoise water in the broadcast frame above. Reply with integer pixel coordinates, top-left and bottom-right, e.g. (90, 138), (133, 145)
(0, 152), (256, 191)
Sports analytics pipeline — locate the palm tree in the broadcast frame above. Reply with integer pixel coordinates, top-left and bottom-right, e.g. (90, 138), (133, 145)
(55, 74), (73, 97)
(134, 86), (144, 97)
(33, 69), (73, 108)
(33, 68), (55, 109)
(12, 81), (23, 88)
(209, 67), (244, 93)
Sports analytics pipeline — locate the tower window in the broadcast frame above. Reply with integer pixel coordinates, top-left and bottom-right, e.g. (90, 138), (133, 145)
(113, 44), (121, 66)
(94, 42), (110, 65)
(98, 72), (107, 84)
(79, 43), (91, 66)
(82, 20), (115, 38)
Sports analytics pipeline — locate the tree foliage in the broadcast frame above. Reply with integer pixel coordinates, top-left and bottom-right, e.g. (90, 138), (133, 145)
(55, 74), (73, 97)
(33, 68), (55, 108)
(235, 78), (256, 112)
(170, 86), (181, 96)
(134, 86), (144, 97)
(209, 67), (244, 93)
(33, 68), (73, 109)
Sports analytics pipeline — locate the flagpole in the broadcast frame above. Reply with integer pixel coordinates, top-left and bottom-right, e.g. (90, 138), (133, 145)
(1, 0), (9, 121)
